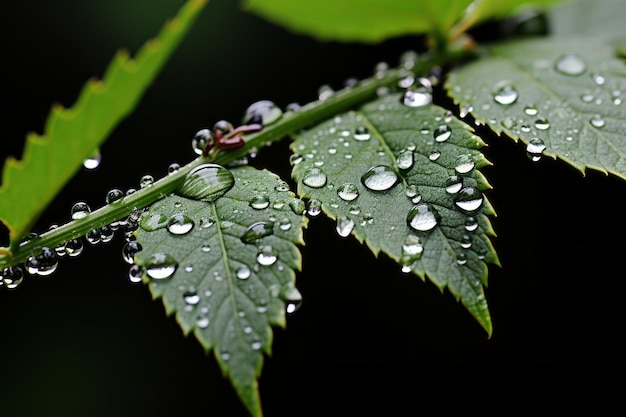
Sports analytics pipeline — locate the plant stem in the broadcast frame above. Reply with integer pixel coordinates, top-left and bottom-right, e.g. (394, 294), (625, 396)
(1, 49), (471, 270)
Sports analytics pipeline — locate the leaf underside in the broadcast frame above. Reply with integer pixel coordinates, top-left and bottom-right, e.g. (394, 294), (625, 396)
(290, 93), (499, 335)
(0, 0), (207, 248)
(134, 166), (307, 417)
(446, 36), (626, 179)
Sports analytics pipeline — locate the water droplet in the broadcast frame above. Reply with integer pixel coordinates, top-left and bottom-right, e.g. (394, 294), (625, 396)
(396, 149), (414, 170)
(213, 120), (234, 138)
(83, 149), (101, 170)
(192, 128), (212, 155)
(590, 114), (606, 128)
(140, 175), (154, 188)
(457, 253), (468, 265)
(257, 245), (277, 265)
(100, 225), (115, 243)
(122, 240), (142, 264)
(140, 212), (168, 231)
(168, 163), (180, 175)
(501, 117), (516, 129)
(465, 216), (479, 232)
(105, 189), (124, 204)
(493, 81), (519, 105)
(64, 238), (84, 257)
(127, 265), (143, 283)
(289, 153), (303, 165)
(306, 199), (322, 217)
(336, 216), (355, 237)
(337, 183), (359, 201)
(445, 176), (463, 194)
(407, 204), (439, 232)
(353, 126), (371, 141)
(242, 100), (283, 126)
(241, 221), (274, 243)
(183, 289), (201, 305)
(166, 214), (195, 235)
(249, 194), (270, 210)
(85, 229), (101, 245)
(401, 234), (423, 264)
(554, 53), (586, 76)
(454, 154), (475, 174)
(144, 252), (178, 280)
(236, 265), (251, 280)
(1, 266), (24, 289)
(433, 125), (452, 142)
(526, 138), (546, 162)
(302, 167), (327, 188)
(318, 84), (334, 100)
(251, 341), (263, 351)
(454, 187), (484, 212)
(524, 105), (538, 116)
(429, 150), (441, 161)
(177, 164), (235, 202)
(201, 244), (211, 253)
(361, 165), (398, 191)
(534, 118), (550, 130)
(461, 235), (472, 249)
(280, 282), (302, 314)
(71, 202), (91, 219)
(26, 247), (58, 276)
(402, 77), (432, 107)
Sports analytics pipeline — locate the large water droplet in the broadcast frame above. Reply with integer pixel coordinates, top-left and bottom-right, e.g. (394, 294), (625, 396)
(71, 202), (91, 219)
(302, 167), (327, 188)
(554, 53), (586, 76)
(242, 100), (283, 126)
(526, 138), (546, 162)
(433, 125), (452, 142)
(144, 252), (178, 280)
(177, 164), (235, 202)
(454, 187), (484, 212)
(167, 214), (195, 235)
(493, 81), (519, 105)
(25, 247), (58, 276)
(407, 204), (439, 232)
(241, 221), (274, 243)
(336, 216), (355, 237)
(396, 149), (414, 170)
(335, 182), (359, 202)
(361, 165), (398, 191)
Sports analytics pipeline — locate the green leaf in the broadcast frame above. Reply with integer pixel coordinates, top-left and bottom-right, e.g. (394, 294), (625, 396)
(0, 0), (207, 249)
(548, 0), (625, 41)
(134, 166), (307, 417)
(290, 93), (499, 335)
(446, 36), (626, 178)
(243, 0), (472, 43)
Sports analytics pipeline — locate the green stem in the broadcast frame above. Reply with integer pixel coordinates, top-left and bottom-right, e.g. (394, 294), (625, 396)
(1, 49), (471, 270)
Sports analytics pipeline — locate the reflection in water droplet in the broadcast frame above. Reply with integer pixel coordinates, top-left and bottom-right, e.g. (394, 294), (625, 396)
(402, 77), (432, 107)
(2, 266), (25, 289)
(106, 189), (124, 204)
(454, 154), (475, 174)
(337, 183), (359, 201)
(493, 81), (519, 105)
(241, 221), (274, 243)
(177, 164), (235, 202)
(397, 149), (414, 170)
(128, 265), (143, 283)
(361, 165), (398, 191)
(336, 216), (355, 237)
(122, 240), (142, 264)
(167, 214), (195, 235)
(71, 202), (91, 219)
(454, 187), (484, 212)
(407, 204), (439, 232)
(64, 238), (84, 257)
(192, 129), (212, 155)
(526, 138), (546, 162)
(302, 167), (327, 188)
(26, 247), (58, 276)
(555, 53), (586, 76)
(144, 252), (178, 280)
(433, 125), (452, 142)
(353, 126), (371, 141)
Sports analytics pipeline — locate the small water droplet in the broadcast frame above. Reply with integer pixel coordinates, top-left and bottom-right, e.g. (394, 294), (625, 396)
(236, 265), (251, 280)
(183, 289), (201, 305)
(192, 129), (212, 155)
(361, 165), (398, 191)
(280, 282), (302, 314)
(526, 138), (546, 162)
(534, 118), (550, 130)
(168, 163), (180, 175)
(71, 202), (91, 219)
(402, 77), (432, 107)
(396, 149), (414, 170)
(336, 216), (355, 237)
(524, 105), (538, 116)
(465, 216), (479, 232)
(257, 245), (277, 265)
(83, 149), (101, 170)
(177, 164), (235, 202)
(128, 265), (143, 283)
(353, 126), (371, 141)
(454, 187), (484, 212)
(318, 84), (334, 100)
(445, 176), (463, 194)
(429, 150), (441, 161)
(501, 117), (516, 129)
(85, 229), (101, 245)
(122, 241), (142, 264)
(249, 194), (270, 210)
(591, 73), (605, 85)
(337, 183), (359, 201)
(242, 221), (274, 243)
(213, 120), (234, 138)
(26, 247), (58, 276)
(1, 266), (25, 289)
(201, 244), (211, 253)
(554, 53), (586, 76)
(457, 253), (468, 265)
(401, 234), (423, 264)
(590, 114), (606, 128)
(493, 81), (519, 105)
(433, 125), (452, 142)
(64, 238), (84, 257)
(196, 316), (210, 329)
(306, 199), (322, 217)
(144, 252), (178, 280)
(302, 167), (327, 188)
(242, 100), (283, 126)
(454, 154), (475, 174)
(289, 153), (303, 165)
(105, 189), (124, 204)
(140, 175), (154, 188)
(407, 204), (439, 232)
(167, 214), (195, 235)
(461, 235), (472, 249)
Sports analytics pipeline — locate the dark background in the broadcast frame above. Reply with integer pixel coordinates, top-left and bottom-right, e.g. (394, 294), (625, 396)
(1, 1), (625, 416)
